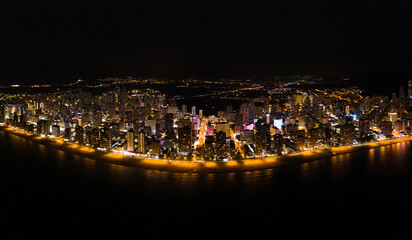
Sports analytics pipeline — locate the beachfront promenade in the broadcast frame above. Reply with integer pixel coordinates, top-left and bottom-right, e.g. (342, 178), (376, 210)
(2, 126), (411, 173)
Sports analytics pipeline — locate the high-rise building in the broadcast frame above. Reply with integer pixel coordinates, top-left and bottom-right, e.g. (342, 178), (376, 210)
(235, 113), (243, 127)
(394, 120), (405, 133)
(324, 127), (333, 146)
(91, 128), (100, 147)
(340, 123), (355, 145)
(63, 127), (71, 140)
(206, 125), (214, 136)
(127, 128), (135, 152)
(265, 113), (271, 124)
(229, 139), (240, 159)
(63, 120), (70, 130)
(285, 124), (298, 137)
(307, 128), (319, 149)
(75, 125), (84, 144)
(204, 135), (214, 161)
(84, 129), (92, 146)
(0, 104), (5, 123)
(249, 102), (256, 120)
(181, 105), (187, 115)
(273, 133), (283, 155)
(155, 123), (161, 137)
(28, 124), (35, 133)
(92, 111), (103, 128)
(191, 106), (196, 116)
(165, 113), (175, 139)
(240, 103), (250, 124)
(12, 111), (18, 126)
(215, 131), (227, 160)
(255, 119), (270, 157)
(388, 112), (397, 125)
(359, 118), (371, 137)
(151, 140), (161, 157)
(99, 126), (111, 150)
(294, 135), (305, 151)
(215, 122), (230, 138)
(265, 132), (273, 153)
(37, 120), (50, 135)
(178, 118), (192, 128)
(19, 114), (27, 129)
(77, 117), (83, 127)
(177, 126), (192, 159)
(381, 121), (393, 136)
(52, 124), (60, 137)
(145, 119), (156, 135)
(138, 131), (146, 153)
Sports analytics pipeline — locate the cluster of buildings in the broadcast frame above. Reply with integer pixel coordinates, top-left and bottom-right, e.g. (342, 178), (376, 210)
(1, 79), (412, 161)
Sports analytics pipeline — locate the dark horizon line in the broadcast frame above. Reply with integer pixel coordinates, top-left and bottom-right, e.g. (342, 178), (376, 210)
(3, 70), (412, 83)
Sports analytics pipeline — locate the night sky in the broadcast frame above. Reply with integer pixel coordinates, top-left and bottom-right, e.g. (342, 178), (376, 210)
(1, 1), (411, 86)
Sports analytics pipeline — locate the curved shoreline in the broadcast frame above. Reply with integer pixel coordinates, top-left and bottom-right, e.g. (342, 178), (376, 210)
(2, 126), (412, 173)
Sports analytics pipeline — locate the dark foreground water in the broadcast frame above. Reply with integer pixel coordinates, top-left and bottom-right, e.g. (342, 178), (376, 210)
(1, 130), (412, 239)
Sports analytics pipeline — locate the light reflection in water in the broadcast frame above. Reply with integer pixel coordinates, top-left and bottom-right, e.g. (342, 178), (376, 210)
(2, 127), (412, 240)
(2, 130), (412, 205)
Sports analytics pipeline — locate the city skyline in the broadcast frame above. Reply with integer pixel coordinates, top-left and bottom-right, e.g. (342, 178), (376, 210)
(2, 77), (412, 163)
(2, 1), (412, 238)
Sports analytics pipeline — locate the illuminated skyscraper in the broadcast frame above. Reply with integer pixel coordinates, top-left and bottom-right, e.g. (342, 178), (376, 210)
(388, 112), (397, 125)
(265, 113), (270, 124)
(178, 126), (192, 159)
(307, 128), (319, 149)
(138, 131), (146, 153)
(215, 131), (227, 160)
(191, 106), (196, 116)
(127, 128), (135, 152)
(255, 119), (270, 157)
(204, 135), (214, 161)
(75, 125), (84, 144)
(99, 125), (111, 150)
(91, 128), (100, 147)
(165, 113), (175, 139)
(206, 125), (214, 136)
(240, 103), (250, 124)
(151, 140), (161, 157)
(215, 122), (230, 138)
(273, 133), (283, 155)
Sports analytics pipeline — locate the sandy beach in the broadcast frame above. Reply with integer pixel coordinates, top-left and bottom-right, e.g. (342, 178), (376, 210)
(2, 126), (411, 173)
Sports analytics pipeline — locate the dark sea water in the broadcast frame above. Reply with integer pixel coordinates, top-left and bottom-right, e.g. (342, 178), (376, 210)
(1, 130), (412, 239)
